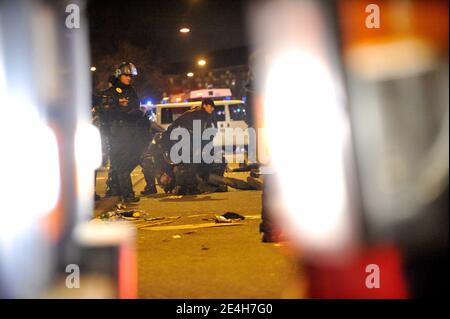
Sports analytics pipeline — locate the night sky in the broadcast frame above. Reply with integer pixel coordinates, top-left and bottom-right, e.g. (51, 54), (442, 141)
(87, 0), (249, 67)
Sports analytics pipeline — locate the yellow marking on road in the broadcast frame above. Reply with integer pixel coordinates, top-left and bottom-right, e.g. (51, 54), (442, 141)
(244, 214), (261, 220)
(185, 214), (261, 219)
(141, 222), (243, 231)
(186, 214), (210, 218)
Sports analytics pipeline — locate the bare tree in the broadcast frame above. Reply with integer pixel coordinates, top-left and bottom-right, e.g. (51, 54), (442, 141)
(91, 42), (165, 103)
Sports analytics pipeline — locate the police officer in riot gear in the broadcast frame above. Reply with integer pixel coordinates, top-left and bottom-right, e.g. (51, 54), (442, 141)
(103, 62), (148, 203)
(140, 129), (261, 195)
(164, 98), (217, 195)
(92, 75), (121, 197)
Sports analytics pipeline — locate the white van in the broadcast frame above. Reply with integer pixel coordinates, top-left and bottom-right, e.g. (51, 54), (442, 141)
(154, 99), (249, 150)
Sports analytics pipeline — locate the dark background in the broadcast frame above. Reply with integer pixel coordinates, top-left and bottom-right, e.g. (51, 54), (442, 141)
(87, 0), (250, 100)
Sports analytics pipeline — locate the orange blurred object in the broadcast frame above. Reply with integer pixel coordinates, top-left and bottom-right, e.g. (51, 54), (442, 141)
(338, 0), (448, 54)
(306, 245), (409, 299)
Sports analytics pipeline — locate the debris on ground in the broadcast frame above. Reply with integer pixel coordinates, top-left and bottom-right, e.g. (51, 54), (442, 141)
(172, 235), (182, 239)
(222, 212), (245, 220)
(214, 215), (232, 223)
(166, 195), (183, 200)
(98, 209), (150, 221)
(115, 203), (127, 210)
(200, 212), (246, 223)
(97, 209), (181, 229)
(97, 211), (122, 221)
(121, 211), (142, 218)
(214, 212), (246, 223)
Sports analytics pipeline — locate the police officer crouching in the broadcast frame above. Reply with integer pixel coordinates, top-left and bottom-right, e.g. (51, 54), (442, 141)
(164, 98), (216, 195)
(103, 62), (148, 203)
(141, 132), (176, 194)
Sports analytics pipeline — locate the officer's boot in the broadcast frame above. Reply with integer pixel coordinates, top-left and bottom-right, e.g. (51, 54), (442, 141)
(105, 170), (120, 197)
(141, 185), (157, 196)
(141, 165), (157, 195)
(118, 172), (139, 203)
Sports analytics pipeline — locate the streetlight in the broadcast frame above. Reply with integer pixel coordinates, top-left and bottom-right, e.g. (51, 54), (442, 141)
(90, 66), (96, 72)
(187, 72), (194, 77)
(179, 27), (190, 33)
(197, 59), (206, 67)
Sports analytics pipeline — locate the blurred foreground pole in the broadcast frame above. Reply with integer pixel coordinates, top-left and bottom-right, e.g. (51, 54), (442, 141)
(340, 0), (448, 297)
(0, 0), (136, 298)
(250, 0), (447, 298)
(249, 0), (361, 260)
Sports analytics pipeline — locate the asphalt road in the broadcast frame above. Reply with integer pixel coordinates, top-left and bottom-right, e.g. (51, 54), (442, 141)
(95, 167), (304, 299)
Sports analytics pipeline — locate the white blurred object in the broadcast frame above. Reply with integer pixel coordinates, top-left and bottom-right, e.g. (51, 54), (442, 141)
(0, 0), (94, 297)
(75, 122), (102, 223)
(347, 47), (449, 237)
(0, 1), (61, 297)
(249, 0), (360, 257)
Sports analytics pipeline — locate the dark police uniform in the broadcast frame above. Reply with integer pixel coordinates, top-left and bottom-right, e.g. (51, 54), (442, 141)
(141, 132), (176, 194)
(103, 81), (148, 201)
(164, 106), (216, 195)
(92, 88), (120, 197)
